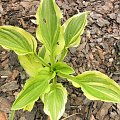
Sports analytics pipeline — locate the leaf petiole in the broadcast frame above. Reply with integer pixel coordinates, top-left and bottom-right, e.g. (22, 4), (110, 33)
(10, 110), (15, 120)
(50, 51), (56, 65)
(57, 72), (75, 81)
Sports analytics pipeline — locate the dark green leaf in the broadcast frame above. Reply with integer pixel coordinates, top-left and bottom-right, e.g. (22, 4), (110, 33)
(52, 62), (74, 75)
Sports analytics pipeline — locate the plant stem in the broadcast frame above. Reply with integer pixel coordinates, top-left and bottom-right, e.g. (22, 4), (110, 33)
(10, 110), (15, 120)
(50, 51), (55, 66)
(35, 53), (50, 67)
(59, 48), (68, 62)
(53, 76), (57, 85)
(39, 56), (50, 67)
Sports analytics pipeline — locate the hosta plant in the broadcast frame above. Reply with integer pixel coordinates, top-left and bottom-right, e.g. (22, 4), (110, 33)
(0, 0), (120, 120)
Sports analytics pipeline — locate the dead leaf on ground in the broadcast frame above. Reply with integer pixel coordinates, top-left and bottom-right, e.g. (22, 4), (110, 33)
(9, 69), (19, 81)
(90, 115), (96, 120)
(96, 103), (112, 120)
(0, 97), (11, 113)
(0, 3), (3, 13)
(1, 59), (9, 69)
(0, 111), (8, 120)
(1, 81), (19, 92)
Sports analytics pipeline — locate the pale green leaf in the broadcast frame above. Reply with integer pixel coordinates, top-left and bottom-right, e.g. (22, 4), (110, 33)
(52, 62), (74, 75)
(12, 67), (55, 110)
(43, 83), (67, 120)
(18, 53), (43, 76)
(38, 46), (46, 59)
(0, 26), (37, 55)
(38, 28), (65, 62)
(38, 28), (65, 63)
(54, 26), (65, 60)
(63, 12), (88, 48)
(23, 100), (36, 111)
(74, 71), (120, 103)
(36, 0), (62, 53)
(38, 46), (50, 64)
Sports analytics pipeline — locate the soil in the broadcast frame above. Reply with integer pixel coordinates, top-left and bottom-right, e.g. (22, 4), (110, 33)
(0, 0), (120, 120)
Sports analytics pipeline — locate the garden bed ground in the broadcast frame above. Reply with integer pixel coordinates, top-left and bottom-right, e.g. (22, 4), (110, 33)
(0, 0), (120, 120)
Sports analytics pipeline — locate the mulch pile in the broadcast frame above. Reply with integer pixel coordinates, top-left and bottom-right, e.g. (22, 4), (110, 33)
(0, 0), (120, 119)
